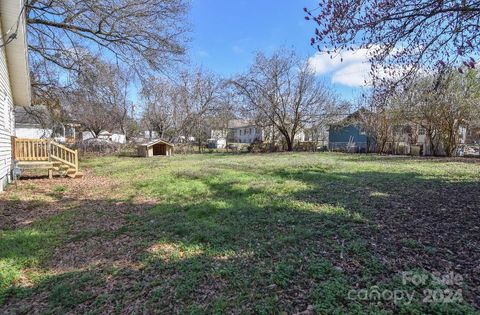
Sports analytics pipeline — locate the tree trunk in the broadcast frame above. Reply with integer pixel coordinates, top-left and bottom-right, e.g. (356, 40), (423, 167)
(426, 129), (436, 156)
(286, 138), (294, 151)
(445, 125), (458, 157)
(271, 126), (275, 152)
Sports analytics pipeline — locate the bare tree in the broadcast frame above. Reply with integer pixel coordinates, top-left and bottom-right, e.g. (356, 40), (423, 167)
(140, 77), (176, 139)
(233, 50), (336, 151)
(420, 71), (478, 156)
(175, 70), (221, 146)
(65, 55), (131, 138)
(26, 0), (189, 100)
(383, 69), (480, 156)
(307, 100), (351, 148)
(140, 69), (222, 146)
(305, 1), (480, 86)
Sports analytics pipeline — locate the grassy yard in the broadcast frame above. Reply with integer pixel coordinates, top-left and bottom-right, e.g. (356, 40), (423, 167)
(0, 153), (479, 314)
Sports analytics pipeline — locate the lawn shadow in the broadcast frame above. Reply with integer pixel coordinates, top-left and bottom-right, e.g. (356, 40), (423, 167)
(338, 154), (480, 164)
(1, 192), (362, 314)
(0, 163), (479, 314)
(270, 167), (480, 308)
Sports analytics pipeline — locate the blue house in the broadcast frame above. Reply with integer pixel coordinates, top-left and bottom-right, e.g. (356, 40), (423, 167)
(328, 109), (376, 153)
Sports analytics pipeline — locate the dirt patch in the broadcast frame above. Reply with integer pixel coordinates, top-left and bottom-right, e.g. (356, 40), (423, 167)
(0, 170), (155, 230)
(0, 169), (157, 272)
(358, 180), (480, 307)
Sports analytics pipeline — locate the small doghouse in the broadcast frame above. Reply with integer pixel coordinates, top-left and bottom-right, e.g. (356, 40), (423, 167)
(137, 139), (174, 157)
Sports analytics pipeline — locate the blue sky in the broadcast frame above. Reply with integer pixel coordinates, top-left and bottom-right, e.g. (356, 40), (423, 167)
(188, 0), (370, 102)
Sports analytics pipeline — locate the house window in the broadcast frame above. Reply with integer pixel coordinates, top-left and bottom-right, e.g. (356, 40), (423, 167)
(419, 128), (426, 135)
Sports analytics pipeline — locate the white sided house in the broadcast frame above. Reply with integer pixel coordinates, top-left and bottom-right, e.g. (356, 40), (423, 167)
(0, 0), (31, 190)
(14, 106), (53, 139)
(207, 127), (228, 149)
(227, 120), (264, 144)
(82, 130), (126, 144)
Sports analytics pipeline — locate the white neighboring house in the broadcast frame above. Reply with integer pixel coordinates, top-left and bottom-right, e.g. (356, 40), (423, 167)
(414, 125), (467, 156)
(14, 106), (79, 143)
(110, 132), (126, 144)
(14, 106), (52, 139)
(15, 107), (52, 139)
(15, 126), (51, 139)
(82, 130), (127, 144)
(178, 135), (195, 142)
(207, 127), (228, 149)
(144, 130), (159, 140)
(227, 120), (306, 145)
(227, 120), (264, 144)
(0, 1), (31, 190)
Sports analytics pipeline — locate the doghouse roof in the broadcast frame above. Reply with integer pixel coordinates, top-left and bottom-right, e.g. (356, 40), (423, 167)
(139, 139), (174, 148)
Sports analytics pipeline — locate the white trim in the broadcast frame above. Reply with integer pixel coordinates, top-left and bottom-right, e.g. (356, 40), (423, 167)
(0, 0), (31, 106)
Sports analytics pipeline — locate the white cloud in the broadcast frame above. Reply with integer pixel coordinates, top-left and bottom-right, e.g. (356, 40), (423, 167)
(308, 47), (428, 87)
(308, 48), (373, 87)
(331, 62), (371, 87)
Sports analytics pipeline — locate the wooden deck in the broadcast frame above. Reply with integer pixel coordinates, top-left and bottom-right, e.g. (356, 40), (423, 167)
(12, 138), (82, 179)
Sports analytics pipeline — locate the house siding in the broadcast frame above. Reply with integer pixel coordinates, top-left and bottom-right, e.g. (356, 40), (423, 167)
(329, 125), (374, 152)
(229, 126), (264, 144)
(0, 18), (14, 190)
(15, 126), (53, 139)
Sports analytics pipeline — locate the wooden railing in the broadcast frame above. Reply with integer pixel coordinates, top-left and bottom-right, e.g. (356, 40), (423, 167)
(13, 137), (78, 171)
(13, 138), (49, 161)
(50, 141), (78, 171)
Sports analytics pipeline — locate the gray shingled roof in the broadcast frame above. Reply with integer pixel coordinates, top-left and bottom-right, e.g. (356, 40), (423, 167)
(14, 106), (52, 126)
(227, 119), (255, 129)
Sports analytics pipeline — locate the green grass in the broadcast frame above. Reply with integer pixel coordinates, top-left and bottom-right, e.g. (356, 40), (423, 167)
(1, 153), (479, 314)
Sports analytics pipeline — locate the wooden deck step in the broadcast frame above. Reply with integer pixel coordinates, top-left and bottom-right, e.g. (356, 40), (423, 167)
(16, 161), (54, 169)
(14, 138), (81, 180)
(66, 169), (83, 178)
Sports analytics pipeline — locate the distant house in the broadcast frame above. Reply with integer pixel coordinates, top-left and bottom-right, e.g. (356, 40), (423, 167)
(110, 132), (126, 144)
(303, 127), (329, 148)
(329, 110), (376, 153)
(177, 135), (195, 143)
(329, 110), (435, 154)
(14, 106), (52, 139)
(209, 128), (229, 140)
(329, 124), (375, 153)
(400, 124), (467, 156)
(82, 130), (126, 144)
(14, 106), (78, 143)
(206, 127), (228, 149)
(465, 126), (480, 144)
(227, 120), (264, 144)
(329, 108), (470, 155)
(144, 130), (159, 140)
(0, 1), (31, 190)
(137, 139), (174, 157)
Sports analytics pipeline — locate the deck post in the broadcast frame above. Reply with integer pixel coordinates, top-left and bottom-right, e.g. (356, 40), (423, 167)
(48, 168), (53, 179)
(75, 150), (78, 172)
(47, 140), (51, 161)
(11, 136), (16, 160)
